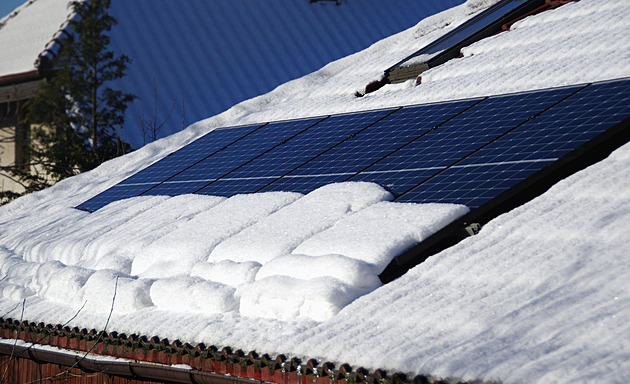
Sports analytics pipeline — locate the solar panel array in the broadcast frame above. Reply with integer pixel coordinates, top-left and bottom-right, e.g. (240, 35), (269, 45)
(77, 78), (630, 213)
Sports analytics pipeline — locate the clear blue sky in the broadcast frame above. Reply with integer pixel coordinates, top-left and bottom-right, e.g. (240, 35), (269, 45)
(0, 0), (24, 19)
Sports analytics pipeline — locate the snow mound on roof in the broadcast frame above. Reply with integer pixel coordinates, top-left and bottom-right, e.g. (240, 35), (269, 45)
(132, 192), (301, 278)
(0, 182), (467, 321)
(209, 182), (393, 264)
(293, 201), (470, 272)
(239, 276), (371, 323)
(151, 276), (238, 316)
(191, 260), (262, 288)
(82, 270), (153, 314)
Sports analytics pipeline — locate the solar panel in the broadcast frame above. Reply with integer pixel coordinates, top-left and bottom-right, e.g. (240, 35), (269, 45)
(76, 123), (264, 212)
(77, 78), (630, 221)
(141, 117), (327, 196)
(397, 79), (630, 207)
(196, 109), (396, 196)
(385, 0), (545, 83)
(261, 98), (481, 194)
(348, 84), (583, 197)
(409, 0), (525, 57)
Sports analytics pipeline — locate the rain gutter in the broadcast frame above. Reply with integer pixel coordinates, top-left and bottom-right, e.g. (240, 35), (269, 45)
(0, 340), (253, 384)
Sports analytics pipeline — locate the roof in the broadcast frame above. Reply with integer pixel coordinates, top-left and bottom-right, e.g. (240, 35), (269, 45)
(0, 0), (71, 80)
(1, 0), (630, 382)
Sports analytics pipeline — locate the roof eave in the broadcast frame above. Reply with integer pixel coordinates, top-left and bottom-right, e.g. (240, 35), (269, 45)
(0, 69), (42, 87)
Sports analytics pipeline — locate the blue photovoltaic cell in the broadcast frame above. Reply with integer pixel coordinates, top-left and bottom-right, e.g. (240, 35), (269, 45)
(142, 116), (327, 196)
(397, 79), (630, 207)
(76, 123), (263, 211)
(349, 84), (582, 197)
(261, 99), (480, 194)
(197, 109), (395, 196)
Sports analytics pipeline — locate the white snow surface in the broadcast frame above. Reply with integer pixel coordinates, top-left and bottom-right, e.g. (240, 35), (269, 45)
(0, 0), (72, 77)
(1, 0), (630, 383)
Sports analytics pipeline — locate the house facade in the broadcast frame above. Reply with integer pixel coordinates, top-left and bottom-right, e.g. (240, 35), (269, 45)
(0, 72), (42, 195)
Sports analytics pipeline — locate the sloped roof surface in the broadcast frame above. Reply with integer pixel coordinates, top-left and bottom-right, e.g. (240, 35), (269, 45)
(0, 0), (71, 78)
(1, 0), (630, 382)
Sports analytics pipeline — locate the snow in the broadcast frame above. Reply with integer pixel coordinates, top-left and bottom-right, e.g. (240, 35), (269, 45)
(209, 182), (393, 265)
(0, 0), (71, 77)
(1, 0), (630, 382)
(151, 276), (238, 316)
(292, 202), (470, 272)
(0, 181), (467, 321)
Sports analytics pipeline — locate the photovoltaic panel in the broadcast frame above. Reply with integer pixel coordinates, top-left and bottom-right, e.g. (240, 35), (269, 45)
(76, 123), (264, 212)
(397, 78), (630, 207)
(400, 0), (525, 59)
(141, 117), (327, 196)
(77, 78), (630, 219)
(384, 0), (544, 84)
(196, 109), (396, 196)
(260, 98), (481, 194)
(348, 84), (582, 197)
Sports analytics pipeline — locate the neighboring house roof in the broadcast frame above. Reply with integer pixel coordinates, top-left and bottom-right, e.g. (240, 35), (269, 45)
(0, 0), (71, 82)
(1, 0), (630, 383)
(0, 0), (462, 147)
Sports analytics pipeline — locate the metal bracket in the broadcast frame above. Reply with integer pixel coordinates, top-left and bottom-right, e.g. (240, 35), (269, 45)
(464, 222), (482, 236)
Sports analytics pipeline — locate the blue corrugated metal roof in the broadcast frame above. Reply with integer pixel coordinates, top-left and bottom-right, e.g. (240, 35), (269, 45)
(106, 0), (464, 147)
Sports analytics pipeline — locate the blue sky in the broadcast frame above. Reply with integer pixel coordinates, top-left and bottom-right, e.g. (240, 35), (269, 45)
(0, 0), (24, 19)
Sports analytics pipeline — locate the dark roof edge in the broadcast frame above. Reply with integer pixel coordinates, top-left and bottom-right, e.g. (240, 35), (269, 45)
(0, 317), (491, 384)
(0, 339), (253, 384)
(34, 8), (76, 71)
(0, 70), (42, 87)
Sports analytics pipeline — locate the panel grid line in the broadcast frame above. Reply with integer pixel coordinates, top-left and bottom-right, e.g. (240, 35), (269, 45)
(139, 122), (271, 195)
(345, 97), (487, 180)
(194, 108), (399, 196)
(142, 116), (330, 196)
(250, 107), (403, 194)
(190, 116), (333, 194)
(394, 84), (588, 202)
(260, 97), (486, 194)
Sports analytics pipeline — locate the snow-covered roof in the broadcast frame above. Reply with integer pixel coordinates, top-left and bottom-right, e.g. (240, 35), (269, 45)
(1, 0), (630, 382)
(0, 0), (71, 79)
